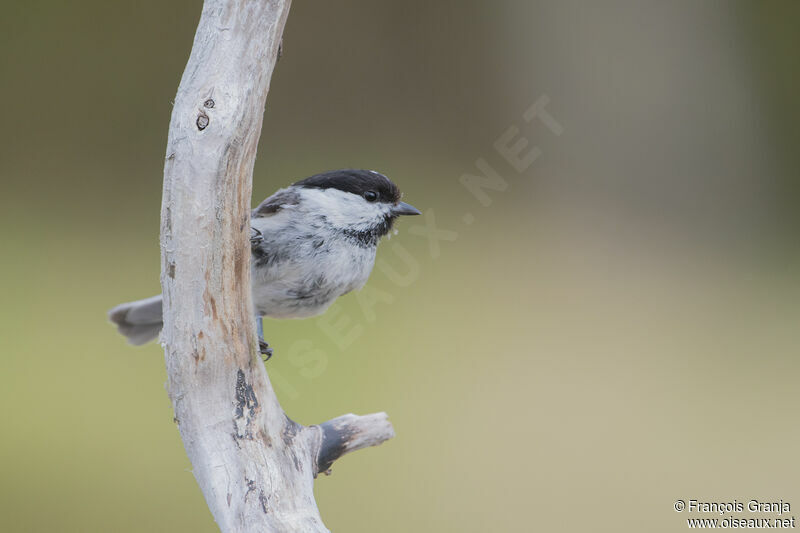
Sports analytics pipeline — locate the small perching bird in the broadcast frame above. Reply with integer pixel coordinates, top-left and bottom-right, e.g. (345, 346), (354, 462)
(108, 169), (420, 356)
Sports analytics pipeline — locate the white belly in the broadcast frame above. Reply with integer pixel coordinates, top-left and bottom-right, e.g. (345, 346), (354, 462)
(250, 243), (376, 319)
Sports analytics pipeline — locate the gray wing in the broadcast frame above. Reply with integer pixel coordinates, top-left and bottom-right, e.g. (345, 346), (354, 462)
(251, 188), (301, 267)
(252, 188), (300, 218)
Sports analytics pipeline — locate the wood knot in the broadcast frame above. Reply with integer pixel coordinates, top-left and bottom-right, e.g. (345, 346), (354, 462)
(203, 98), (215, 108)
(197, 112), (209, 130)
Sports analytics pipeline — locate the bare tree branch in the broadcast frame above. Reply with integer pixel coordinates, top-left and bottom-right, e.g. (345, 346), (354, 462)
(159, 1), (394, 531)
(313, 413), (396, 476)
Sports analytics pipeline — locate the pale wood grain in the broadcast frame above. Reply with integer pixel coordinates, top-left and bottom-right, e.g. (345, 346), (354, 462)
(158, 2), (394, 531)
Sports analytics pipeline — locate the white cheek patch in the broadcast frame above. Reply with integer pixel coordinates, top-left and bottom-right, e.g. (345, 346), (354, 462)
(299, 188), (391, 229)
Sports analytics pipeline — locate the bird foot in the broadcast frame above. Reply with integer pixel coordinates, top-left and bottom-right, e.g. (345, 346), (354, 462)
(250, 227), (264, 247)
(259, 338), (273, 361)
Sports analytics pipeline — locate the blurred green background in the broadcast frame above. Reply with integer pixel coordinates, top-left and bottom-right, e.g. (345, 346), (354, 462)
(1, 1), (799, 531)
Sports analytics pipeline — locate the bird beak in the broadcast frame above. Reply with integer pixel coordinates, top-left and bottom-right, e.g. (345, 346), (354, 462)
(392, 201), (422, 216)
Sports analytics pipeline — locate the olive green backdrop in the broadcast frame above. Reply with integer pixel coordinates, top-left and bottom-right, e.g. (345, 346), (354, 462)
(1, 1), (798, 532)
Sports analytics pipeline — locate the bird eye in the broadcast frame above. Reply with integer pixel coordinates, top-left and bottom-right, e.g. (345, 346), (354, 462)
(363, 190), (378, 202)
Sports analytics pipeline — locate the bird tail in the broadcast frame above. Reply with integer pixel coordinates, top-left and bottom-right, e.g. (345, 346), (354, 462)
(108, 294), (164, 346)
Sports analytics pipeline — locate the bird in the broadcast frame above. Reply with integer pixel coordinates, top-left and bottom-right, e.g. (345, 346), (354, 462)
(108, 169), (420, 357)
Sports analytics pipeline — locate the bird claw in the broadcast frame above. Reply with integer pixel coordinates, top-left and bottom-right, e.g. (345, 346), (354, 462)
(259, 338), (273, 361)
(250, 227), (264, 247)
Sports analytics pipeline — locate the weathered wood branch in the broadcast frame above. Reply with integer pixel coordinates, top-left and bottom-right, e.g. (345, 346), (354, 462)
(158, 1), (394, 531)
(313, 413), (396, 475)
